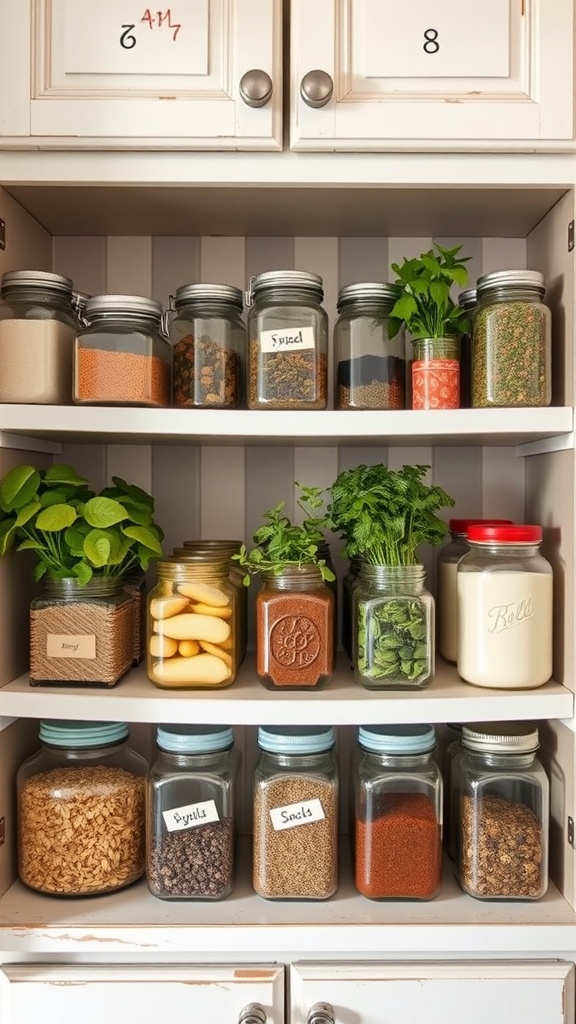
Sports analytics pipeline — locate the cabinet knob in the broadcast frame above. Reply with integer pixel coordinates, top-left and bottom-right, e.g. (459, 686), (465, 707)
(307, 1002), (335, 1024)
(238, 1003), (267, 1024)
(239, 70), (274, 108)
(300, 70), (334, 108)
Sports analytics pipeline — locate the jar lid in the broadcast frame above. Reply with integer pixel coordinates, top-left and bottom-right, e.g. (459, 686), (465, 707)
(358, 724), (436, 754)
(257, 725), (335, 754)
(449, 518), (513, 534)
(462, 722), (539, 753)
(476, 269), (545, 297)
(336, 282), (400, 310)
(467, 524), (542, 543)
(182, 539), (242, 552)
(173, 283), (243, 311)
(458, 287), (477, 310)
(157, 724), (234, 753)
(39, 720), (129, 747)
(1, 269), (74, 297)
(247, 270), (324, 302)
(84, 294), (164, 321)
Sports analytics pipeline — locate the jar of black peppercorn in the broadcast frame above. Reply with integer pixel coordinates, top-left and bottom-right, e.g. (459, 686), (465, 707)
(170, 284), (246, 408)
(334, 282), (405, 409)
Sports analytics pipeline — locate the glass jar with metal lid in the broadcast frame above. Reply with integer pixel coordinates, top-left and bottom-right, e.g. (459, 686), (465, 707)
(353, 724), (442, 900)
(334, 282), (405, 410)
(175, 541), (247, 663)
(457, 286), (476, 408)
(452, 722), (549, 900)
(74, 294), (171, 407)
(472, 270), (551, 407)
(0, 269), (77, 403)
(253, 725), (338, 900)
(170, 283), (246, 409)
(246, 270), (328, 409)
(17, 719), (147, 896)
(147, 724), (240, 900)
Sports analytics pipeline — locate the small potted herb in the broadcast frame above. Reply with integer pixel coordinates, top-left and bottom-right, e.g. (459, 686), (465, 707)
(328, 463), (454, 689)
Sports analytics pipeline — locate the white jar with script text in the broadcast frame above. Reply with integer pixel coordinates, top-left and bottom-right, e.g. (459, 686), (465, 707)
(457, 524), (553, 689)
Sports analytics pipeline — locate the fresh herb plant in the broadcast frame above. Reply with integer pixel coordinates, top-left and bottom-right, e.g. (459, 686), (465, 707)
(357, 596), (430, 685)
(387, 242), (472, 340)
(0, 463), (164, 584)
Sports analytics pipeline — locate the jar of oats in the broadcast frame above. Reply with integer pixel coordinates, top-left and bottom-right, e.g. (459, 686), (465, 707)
(17, 720), (147, 896)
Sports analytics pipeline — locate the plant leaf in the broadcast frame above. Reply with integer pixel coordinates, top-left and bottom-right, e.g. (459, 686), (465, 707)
(122, 525), (163, 554)
(0, 466), (40, 511)
(83, 530), (112, 567)
(15, 500), (41, 527)
(83, 496), (129, 528)
(35, 503), (78, 532)
(44, 464), (89, 487)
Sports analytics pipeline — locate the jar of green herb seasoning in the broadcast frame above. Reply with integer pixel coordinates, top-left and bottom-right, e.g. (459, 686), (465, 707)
(472, 270), (551, 408)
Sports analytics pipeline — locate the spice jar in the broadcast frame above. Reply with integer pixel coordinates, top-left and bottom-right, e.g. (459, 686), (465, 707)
(74, 294), (171, 407)
(353, 724), (442, 900)
(457, 286), (476, 407)
(452, 722), (549, 901)
(147, 725), (240, 900)
(0, 270), (77, 404)
(457, 524), (553, 689)
(246, 270), (328, 409)
(253, 725), (338, 900)
(179, 540), (247, 663)
(334, 282), (405, 410)
(411, 336), (460, 409)
(472, 270), (552, 408)
(17, 719), (147, 896)
(255, 565), (334, 689)
(147, 557), (237, 689)
(170, 283), (246, 408)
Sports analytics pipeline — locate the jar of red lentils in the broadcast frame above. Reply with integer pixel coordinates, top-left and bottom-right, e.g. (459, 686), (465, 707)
(74, 295), (171, 407)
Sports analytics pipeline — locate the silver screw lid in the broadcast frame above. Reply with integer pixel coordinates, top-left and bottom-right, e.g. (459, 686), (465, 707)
(1, 269), (74, 297)
(336, 282), (400, 311)
(246, 270), (324, 305)
(85, 294), (164, 320)
(458, 287), (477, 310)
(173, 283), (243, 311)
(476, 269), (545, 297)
(462, 721), (539, 753)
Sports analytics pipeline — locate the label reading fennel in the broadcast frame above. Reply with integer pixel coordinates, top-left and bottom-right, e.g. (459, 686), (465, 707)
(260, 326), (315, 354)
(46, 634), (96, 659)
(269, 797), (325, 831)
(162, 799), (220, 832)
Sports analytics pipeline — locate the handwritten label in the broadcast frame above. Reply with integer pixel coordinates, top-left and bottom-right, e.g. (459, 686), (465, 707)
(46, 634), (97, 659)
(269, 798), (325, 832)
(162, 799), (220, 832)
(487, 597), (536, 635)
(259, 326), (315, 355)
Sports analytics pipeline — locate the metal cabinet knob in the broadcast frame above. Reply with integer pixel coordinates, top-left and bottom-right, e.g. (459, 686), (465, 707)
(238, 1003), (267, 1024)
(239, 69), (274, 108)
(299, 70), (334, 108)
(307, 1002), (335, 1024)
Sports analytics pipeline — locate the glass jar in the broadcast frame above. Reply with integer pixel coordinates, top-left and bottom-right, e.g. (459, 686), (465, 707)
(17, 719), (147, 896)
(29, 577), (135, 687)
(457, 286), (476, 408)
(147, 725), (240, 900)
(246, 270), (328, 409)
(352, 563), (434, 690)
(179, 540), (247, 663)
(411, 336), (460, 410)
(334, 282), (405, 410)
(457, 524), (553, 688)
(0, 269), (77, 403)
(255, 565), (334, 690)
(353, 724), (442, 900)
(147, 557), (237, 688)
(472, 270), (552, 408)
(437, 517), (513, 664)
(341, 555), (362, 661)
(170, 283), (246, 409)
(71, 289), (90, 328)
(74, 294), (171, 407)
(452, 722), (549, 901)
(253, 725), (338, 900)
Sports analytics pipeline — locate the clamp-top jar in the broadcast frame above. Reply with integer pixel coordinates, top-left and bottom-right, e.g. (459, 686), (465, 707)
(334, 282), (405, 410)
(170, 283), (246, 408)
(74, 294), (171, 407)
(246, 270), (328, 409)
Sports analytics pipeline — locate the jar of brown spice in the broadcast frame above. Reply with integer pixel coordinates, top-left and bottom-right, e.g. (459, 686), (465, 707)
(170, 283), (246, 408)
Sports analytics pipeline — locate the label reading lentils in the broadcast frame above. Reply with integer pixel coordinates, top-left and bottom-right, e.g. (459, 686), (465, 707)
(269, 797), (325, 831)
(260, 326), (315, 354)
(162, 798), (220, 832)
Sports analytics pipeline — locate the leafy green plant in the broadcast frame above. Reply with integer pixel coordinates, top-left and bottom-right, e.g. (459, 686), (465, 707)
(387, 242), (472, 339)
(0, 463), (164, 584)
(357, 597), (430, 684)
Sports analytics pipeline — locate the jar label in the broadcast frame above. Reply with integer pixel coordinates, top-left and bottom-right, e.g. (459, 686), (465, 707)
(269, 797), (325, 831)
(259, 326), (315, 354)
(412, 358), (459, 410)
(162, 799), (220, 832)
(46, 633), (96, 659)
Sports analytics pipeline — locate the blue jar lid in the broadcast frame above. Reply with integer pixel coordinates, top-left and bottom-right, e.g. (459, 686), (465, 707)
(257, 725), (335, 754)
(358, 724), (436, 754)
(39, 720), (128, 747)
(157, 724), (234, 754)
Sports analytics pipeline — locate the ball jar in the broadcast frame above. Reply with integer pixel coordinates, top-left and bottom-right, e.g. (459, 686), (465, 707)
(170, 283), (245, 409)
(334, 282), (405, 410)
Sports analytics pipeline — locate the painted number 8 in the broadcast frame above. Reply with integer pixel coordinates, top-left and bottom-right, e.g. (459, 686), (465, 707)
(423, 28), (439, 54)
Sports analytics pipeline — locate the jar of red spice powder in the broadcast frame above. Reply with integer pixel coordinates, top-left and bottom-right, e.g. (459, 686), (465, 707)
(353, 724), (443, 900)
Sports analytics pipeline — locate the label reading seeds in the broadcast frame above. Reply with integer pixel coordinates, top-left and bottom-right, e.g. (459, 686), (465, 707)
(260, 326), (315, 354)
(162, 799), (220, 832)
(269, 797), (325, 831)
(46, 633), (96, 659)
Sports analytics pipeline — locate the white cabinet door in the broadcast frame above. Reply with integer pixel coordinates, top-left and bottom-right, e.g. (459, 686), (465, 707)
(0, 0), (282, 150)
(290, 0), (574, 151)
(290, 961), (575, 1024)
(0, 964), (284, 1024)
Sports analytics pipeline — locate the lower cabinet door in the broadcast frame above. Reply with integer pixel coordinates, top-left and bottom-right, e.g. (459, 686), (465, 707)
(290, 961), (574, 1024)
(0, 964), (284, 1024)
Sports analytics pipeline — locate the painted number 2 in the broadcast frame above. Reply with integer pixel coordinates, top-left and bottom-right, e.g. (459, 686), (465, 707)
(119, 9), (182, 48)
(423, 28), (439, 54)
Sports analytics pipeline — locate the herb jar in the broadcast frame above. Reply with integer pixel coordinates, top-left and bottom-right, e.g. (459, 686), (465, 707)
(253, 725), (338, 900)
(472, 270), (551, 408)
(457, 524), (553, 689)
(334, 283), (405, 410)
(452, 722), (549, 900)
(74, 294), (171, 407)
(246, 270), (328, 409)
(352, 563), (434, 690)
(179, 540), (247, 662)
(0, 270), (77, 404)
(147, 725), (240, 900)
(411, 336), (460, 409)
(457, 286), (476, 407)
(147, 557), (237, 689)
(17, 719), (147, 896)
(170, 283), (246, 409)
(353, 724), (442, 900)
